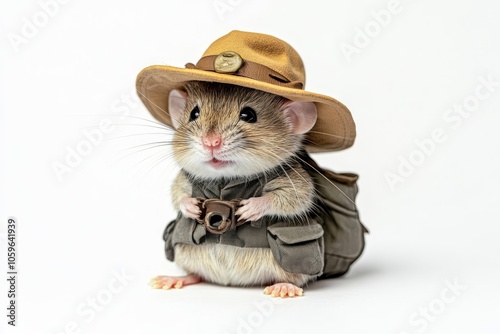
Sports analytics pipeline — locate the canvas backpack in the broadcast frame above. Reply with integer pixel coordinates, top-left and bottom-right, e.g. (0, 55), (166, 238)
(299, 152), (368, 278)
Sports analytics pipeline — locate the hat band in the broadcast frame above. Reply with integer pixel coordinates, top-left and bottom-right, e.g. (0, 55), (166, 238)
(185, 55), (304, 89)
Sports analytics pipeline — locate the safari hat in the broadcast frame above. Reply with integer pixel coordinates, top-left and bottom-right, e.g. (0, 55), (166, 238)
(136, 30), (355, 152)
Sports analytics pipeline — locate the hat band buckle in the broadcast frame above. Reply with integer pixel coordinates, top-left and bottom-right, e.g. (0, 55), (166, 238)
(185, 52), (303, 89)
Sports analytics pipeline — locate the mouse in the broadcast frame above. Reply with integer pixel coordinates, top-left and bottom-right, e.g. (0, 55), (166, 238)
(148, 81), (322, 297)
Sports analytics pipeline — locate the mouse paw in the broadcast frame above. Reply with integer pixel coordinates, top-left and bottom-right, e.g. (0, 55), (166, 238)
(149, 274), (203, 290)
(236, 196), (271, 222)
(179, 197), (201, 220)
(263, 283), (303, 298)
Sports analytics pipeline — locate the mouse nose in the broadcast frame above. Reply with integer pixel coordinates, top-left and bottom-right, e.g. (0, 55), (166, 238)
(202, 133), (222, 150)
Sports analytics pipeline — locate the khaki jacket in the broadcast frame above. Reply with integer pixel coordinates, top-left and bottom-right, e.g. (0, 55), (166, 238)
(164, 153), (366, 278)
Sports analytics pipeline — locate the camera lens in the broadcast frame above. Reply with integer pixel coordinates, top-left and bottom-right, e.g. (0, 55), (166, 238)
(208, 214), (223, 229)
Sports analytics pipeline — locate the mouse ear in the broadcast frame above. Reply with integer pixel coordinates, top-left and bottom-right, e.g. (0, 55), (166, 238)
(280, 100), (318, 134)
(169, 89), (188, 129)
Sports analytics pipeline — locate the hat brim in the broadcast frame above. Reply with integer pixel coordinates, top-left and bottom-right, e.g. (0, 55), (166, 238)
(136, 65), (356, 153)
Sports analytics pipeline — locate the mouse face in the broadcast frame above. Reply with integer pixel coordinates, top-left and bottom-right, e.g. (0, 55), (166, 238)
(168, 81), (317, 179)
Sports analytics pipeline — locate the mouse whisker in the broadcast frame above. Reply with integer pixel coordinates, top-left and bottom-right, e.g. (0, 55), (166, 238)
(103, 132), (172, 141)
(111, 114), (170, 128)
(256, 147), (303, 202)
(277, 164), (301, 205)
(137, 90), (171, 117)
(128, 152), (178, 187)
(125, 149), (169, 170)
(263, 141), (356, 206)
(137, 152), (177, 182)
(123, 141), (176, 151)
(112, 142), (174, 165)
(68, 113), (170, 128)
(306, 130), (356, 140)
(74, 123), (173, 132)
(293, 155), (356, 206)
(110, 145), (173, 174)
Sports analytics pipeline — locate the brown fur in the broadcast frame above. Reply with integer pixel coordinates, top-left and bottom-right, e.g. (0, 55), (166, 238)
(175, 244), (313, 287)
(170, 82), (317, 287)
(172, 82), (307, 179)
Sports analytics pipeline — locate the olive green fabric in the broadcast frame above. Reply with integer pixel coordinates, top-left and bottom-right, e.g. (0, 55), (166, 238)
(299, 152), (367, 278)
(163, 155), (366, 278)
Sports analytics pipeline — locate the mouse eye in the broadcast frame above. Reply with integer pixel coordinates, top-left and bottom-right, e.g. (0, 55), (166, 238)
(239, 107), (257, 123)
(189, 106), (200, 122)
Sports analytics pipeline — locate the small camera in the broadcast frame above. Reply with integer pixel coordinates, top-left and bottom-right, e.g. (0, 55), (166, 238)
(196, 198), (242, 234)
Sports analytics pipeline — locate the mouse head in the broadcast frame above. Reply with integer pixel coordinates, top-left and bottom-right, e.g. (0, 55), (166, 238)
(169, 81), (317, 180)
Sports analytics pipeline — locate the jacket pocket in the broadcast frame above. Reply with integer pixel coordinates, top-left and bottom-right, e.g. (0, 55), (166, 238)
(267, 222), (324, 276)
(163, 213), (207, 261)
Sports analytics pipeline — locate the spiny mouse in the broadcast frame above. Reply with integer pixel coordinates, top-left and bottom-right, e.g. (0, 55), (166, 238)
(149, 81), (319, 297)
(138, 30), (366, 298)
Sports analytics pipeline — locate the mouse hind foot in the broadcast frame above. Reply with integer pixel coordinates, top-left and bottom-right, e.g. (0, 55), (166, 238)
(263, 283), (304, 298)
(149, 274), (203, 290)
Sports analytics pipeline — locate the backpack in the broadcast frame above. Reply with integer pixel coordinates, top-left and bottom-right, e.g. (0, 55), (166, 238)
(299, 152), (368, 278)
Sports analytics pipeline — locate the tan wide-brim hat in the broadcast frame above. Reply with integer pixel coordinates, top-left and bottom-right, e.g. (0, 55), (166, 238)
(136, 30), (355, 152)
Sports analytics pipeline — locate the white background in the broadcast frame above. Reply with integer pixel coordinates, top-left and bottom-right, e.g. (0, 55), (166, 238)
(1, 0), (500, 333)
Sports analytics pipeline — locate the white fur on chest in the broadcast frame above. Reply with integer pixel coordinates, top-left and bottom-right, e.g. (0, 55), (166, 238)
(174, 243), (313, 287)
